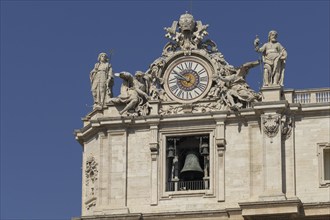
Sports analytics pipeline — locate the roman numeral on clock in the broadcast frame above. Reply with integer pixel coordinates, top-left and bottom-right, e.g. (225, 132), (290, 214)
(197, 69), (206, 75)
(197, 83), (207, 91)
(176, 90), (183, 98)
(177, 64), (184, 71)
(181, 91), (185, 99)
(169, 77), (177, 83)
(185, 62), (193, 70)
(193, 63), (199, 71)
(170, 84), (178, 91)
(188, 92), (193, 99)
(200, 76), (208, 82)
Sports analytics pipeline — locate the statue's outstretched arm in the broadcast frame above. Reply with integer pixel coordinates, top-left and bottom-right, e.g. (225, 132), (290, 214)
(238, 60), (260, 77)
(219, 75), (235, 83)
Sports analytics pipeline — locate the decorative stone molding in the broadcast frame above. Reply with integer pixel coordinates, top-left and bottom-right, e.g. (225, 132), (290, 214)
(85, 155), (98, 187)
(85, 197), (96, 210)
(281, 114), (293, 140)
(215, 121), (226, 149)
(149, 122), (159, 206)
(149, 124), (159, 156)
(164, 12), (209, 55)
(159, 101), (228, 115)
(262, 114), (280, 138)
(317, 142), (330, 187)
(85, 155), (98, 210)
(263, 113), (292, 140)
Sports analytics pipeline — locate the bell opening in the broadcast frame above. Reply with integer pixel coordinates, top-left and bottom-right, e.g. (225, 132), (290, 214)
(166, 134), (210, 191)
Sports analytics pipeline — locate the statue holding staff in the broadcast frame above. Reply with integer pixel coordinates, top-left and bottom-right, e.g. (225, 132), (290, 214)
(254, 30), (287, 86)
(90, 52), (114, 109)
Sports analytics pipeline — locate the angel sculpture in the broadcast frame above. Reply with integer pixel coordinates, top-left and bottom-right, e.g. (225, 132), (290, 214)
(111, 71), (151, 116)
(218, 61), (261, 109)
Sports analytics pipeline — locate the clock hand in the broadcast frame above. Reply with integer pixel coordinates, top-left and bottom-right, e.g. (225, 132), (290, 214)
(173, 71), (189, 81)
(174, 75), (187, 81)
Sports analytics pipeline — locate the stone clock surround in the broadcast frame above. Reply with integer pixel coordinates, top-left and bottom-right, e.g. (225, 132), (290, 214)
(163, 53), (214, 104)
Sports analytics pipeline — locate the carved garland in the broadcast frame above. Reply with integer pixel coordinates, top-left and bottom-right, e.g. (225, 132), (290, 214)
(85, 155), (98, 186)
(85, 155), (98, 210)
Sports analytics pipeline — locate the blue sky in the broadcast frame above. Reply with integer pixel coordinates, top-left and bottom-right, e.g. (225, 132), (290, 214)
(1, 0), (329, 219)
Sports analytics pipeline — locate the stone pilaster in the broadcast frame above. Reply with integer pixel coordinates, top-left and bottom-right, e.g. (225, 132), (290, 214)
(149, 119), (160, 206)
(254, 86), (288, 201)
(99, 129), (129, 214)
(214, 114), (227, 202)
(260, 113), (286, 200)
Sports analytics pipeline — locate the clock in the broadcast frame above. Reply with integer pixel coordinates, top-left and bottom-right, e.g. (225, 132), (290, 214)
(163, 56), (213, 103)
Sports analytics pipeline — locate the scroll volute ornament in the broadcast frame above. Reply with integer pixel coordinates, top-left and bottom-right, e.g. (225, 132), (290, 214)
(281, 114), (293, 140)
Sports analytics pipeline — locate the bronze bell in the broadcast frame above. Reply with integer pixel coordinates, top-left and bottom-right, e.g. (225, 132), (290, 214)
(200, 143), (209, 156)
(180, 151), (203, 180)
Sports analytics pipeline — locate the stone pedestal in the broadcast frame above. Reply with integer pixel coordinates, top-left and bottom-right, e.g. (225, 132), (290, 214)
(261, 86), (283, 102)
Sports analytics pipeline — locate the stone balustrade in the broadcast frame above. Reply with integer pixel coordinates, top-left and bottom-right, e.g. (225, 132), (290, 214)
(283, 88), (330, 104)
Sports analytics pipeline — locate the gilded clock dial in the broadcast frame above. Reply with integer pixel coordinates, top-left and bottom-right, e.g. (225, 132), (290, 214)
(164, 57), (212, 103)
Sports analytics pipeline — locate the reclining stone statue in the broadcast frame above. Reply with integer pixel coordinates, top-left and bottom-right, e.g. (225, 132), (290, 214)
(110, 71), (151, 116)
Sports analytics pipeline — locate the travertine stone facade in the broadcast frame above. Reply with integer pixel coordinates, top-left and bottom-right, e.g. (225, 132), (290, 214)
(75, 87), (330, 220)
(74, 13), (330, 220)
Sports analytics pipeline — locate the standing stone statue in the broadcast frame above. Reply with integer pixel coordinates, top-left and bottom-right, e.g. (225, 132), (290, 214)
(254, 30), (287, 86)
(90, 52), (114, 109)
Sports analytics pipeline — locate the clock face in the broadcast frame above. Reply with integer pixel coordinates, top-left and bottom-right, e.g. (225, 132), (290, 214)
(163, 56), (213, 103)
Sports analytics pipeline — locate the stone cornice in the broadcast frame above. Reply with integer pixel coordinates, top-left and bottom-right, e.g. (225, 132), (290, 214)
(74, 101), (329, 145)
